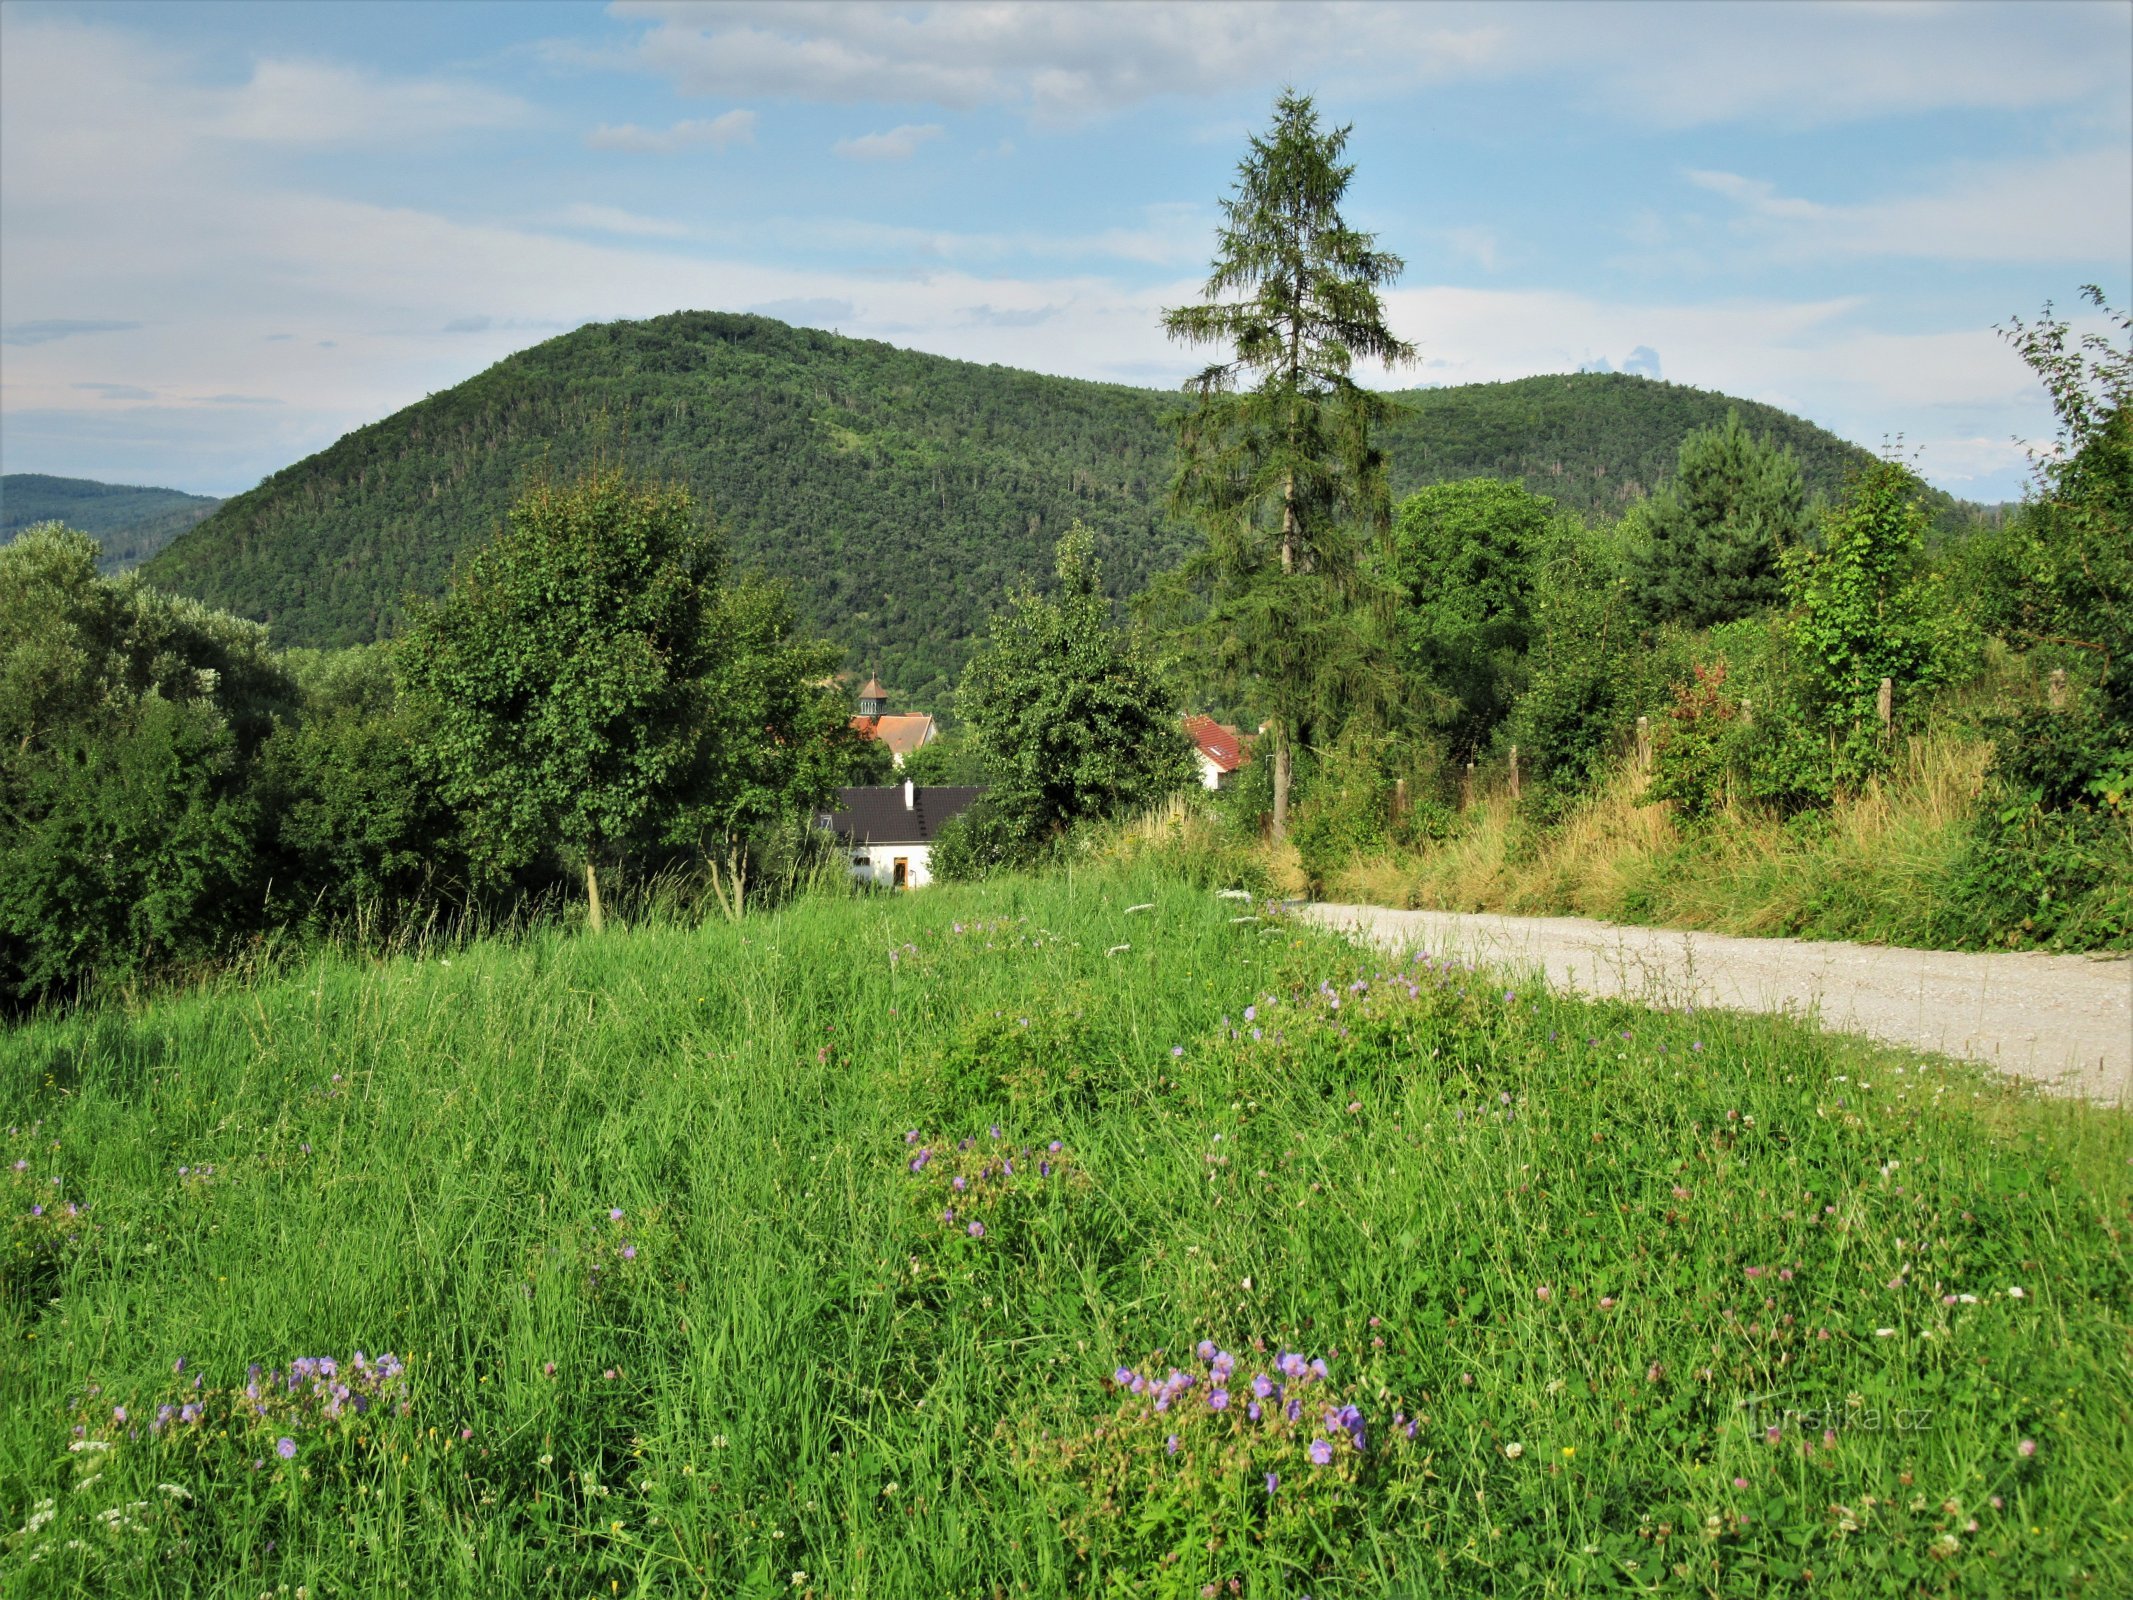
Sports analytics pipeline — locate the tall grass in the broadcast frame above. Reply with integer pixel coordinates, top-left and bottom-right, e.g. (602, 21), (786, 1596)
(4, 868), (2128, 1595)
(1326, 733), (1997, 944)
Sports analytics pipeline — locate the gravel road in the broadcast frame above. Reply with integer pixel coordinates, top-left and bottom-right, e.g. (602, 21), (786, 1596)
(1298, 903), (2133, 1102)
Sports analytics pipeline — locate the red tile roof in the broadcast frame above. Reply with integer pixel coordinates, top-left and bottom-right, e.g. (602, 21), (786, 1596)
(851, 712), (937, 758)
(1183, 714), (1249, 773)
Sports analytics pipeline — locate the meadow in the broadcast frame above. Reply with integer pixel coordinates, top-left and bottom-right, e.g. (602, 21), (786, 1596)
(3, 867), (2128, 1597)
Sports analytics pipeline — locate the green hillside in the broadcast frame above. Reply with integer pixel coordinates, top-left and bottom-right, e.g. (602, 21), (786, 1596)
(1, 473), (222, 573)
(143, 312), (1880, 701)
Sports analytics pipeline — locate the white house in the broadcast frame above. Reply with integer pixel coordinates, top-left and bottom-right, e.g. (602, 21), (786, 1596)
(823, 781), (982, 890)
(849, 678), (938, 769)
(1183, 714), (1250, 790)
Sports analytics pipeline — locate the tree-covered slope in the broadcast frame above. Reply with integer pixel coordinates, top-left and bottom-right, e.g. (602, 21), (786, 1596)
(1, 473), (222, 573)
(144, 312), (1879, 700)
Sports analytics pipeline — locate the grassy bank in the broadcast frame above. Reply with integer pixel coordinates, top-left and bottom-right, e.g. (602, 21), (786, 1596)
(4, 869), (2129, 1596)
(1316, 732), (2128, 948)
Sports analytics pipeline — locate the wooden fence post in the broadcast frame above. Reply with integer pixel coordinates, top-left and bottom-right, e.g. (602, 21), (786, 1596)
(2048, 667), (2068, 709)
(1509, 745), (1521, 801)
(1462, 762), (1475, 810)
(1635, 716), (1652, 773)
(1392, 777), (1409, 824)
(1877, 677), (1893, 741)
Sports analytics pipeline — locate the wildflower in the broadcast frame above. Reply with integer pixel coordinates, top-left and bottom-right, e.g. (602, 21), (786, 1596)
(2018, 1439), (2037, 1458)
(1733, 1476), (1749, 1491)
(609, 1208), (624, 1222)
(1503, 1442), (1523, 1460)
(1166, 1434), (1179, 1456)
(953, 1175), (967, 1192)
(1243, 1005), (1256, 1022)
(276, 1438), (297, 1460)
(1247, 1401), (1262, 1422)
(1048, 1140), (1062, 1152)
(1209, 1389), (1230, 1411)
(2008, 1287), (2026, 1299)
(543, 1363), (556, 1377)
(112, 1407), (126, 1424)
(1171, 1046), (1184, 1058)
(1309, 1439), (1333, 1465)
(621, 1245), (637, 1261)
(990, 1125), (1001, 1139)
(1599, 1296), (1617, 1310)
(904, 1130), (919, 1143)
(1536, 1285), (1551, 1303)
(967, 1221), (984, 1238)
(1265, 1471), (1278, 1497)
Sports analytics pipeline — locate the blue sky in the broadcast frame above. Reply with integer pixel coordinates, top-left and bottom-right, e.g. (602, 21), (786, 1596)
(2, 0), (2127, 503)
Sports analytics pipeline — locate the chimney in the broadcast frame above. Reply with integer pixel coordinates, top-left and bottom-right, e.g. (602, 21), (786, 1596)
(903, 778), (915, 810)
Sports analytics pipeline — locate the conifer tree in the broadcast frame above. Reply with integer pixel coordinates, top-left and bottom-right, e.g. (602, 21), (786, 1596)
(1163, 90), (1414, 841)
(1636, 409), (1809, 628)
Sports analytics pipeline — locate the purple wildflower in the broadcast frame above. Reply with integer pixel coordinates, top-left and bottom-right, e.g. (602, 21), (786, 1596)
(967, 1221), (985, 1238)
(1166, 1434), (1179, 1456)
(1265, 1471), (1279, 1496)
(276, 1437), (297, 1460)
(621, 1245), (637, 1261)
(1209, 1389), (1230, 1411)
(609, 1208), (624, 1222)
(1248, 1401), (1263, 1422)
(1309, 1438), (1333, 1466)
(1196, 1340), (1218, 1360)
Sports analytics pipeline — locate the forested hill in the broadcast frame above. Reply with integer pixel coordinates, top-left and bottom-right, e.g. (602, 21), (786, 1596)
(142, 311), (1879, 701)
(2, 474), (222, 573)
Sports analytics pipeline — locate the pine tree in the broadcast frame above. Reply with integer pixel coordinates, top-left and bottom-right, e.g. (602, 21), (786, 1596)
(1163, 90), (1414, 841)
(1637, 409), (1809, 628)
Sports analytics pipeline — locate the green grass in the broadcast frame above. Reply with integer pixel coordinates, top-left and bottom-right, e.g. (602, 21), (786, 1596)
(3, 868), (2129, 1596)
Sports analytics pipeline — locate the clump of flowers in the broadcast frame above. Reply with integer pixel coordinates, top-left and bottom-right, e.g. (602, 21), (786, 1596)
(6, 1127), (91, 1298)
(1019, 1344), (1423, 1591)
(68, 1350), (411, 1464)
(900, 1129), (1081, 1254)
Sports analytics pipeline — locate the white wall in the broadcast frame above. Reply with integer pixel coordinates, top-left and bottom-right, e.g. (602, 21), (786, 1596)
(1196, 752), (1223, 790)
(846, 841), (935, 890)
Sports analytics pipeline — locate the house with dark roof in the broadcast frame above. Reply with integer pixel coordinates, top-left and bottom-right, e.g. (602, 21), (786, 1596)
(849, 678), (938, 768)
(822, 781), (983, 890)
(1183, 714), (1251, 790)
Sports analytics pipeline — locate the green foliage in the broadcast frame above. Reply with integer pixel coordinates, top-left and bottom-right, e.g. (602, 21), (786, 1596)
(1, 474), (221, 574)
(254, 646), (463, 922)
(0, 526), (291, 1001)
(1390, 479), (1563, 755)
(1636, 409), (1810, 629)
(1499, 522), (1689, 800)
(956, 527), (1196, 857)
(1163, 91), (1414, 836)
(137, 330), (1884, 711)
(894, 732), (982, 787)
(3, 872), (2127, 1594)
(395, 468), (728, 883)
(1784, 458), (1969, 792)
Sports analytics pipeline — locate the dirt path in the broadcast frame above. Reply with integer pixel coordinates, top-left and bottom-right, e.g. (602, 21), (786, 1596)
(1298, 903), (2132, 1101)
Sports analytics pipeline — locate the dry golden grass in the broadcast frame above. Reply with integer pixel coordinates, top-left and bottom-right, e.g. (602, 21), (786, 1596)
(1322, 732), (1993, 943)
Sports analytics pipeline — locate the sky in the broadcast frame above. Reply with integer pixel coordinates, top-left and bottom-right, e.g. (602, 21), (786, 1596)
(2, 0), (2128, 504)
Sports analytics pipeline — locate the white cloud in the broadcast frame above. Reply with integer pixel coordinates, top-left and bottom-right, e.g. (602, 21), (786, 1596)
(550, 203), (695, 238)
(208, 57), (532, 145)
(832, 123), (945, 161)
(607, 1), (1505, 122)
(599, 0), (2127, 130)
(1686, 149), (2133, 264)
(584, 109), (757, 152)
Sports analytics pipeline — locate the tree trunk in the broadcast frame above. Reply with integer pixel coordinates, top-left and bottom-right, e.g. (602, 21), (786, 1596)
(585, 859), (605, 934)
(1270, 722), (1292, 845)
(1281, 472), (1297, 575)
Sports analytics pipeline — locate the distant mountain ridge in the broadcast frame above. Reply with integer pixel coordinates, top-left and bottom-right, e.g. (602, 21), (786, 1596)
(141, 312), (1885, 700)
(2, 473), (223, 573)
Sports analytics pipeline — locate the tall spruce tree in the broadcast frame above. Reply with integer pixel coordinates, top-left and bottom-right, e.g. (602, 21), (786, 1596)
(1636, 409), (1809, 628)
(1163, 90), (1414, 841)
